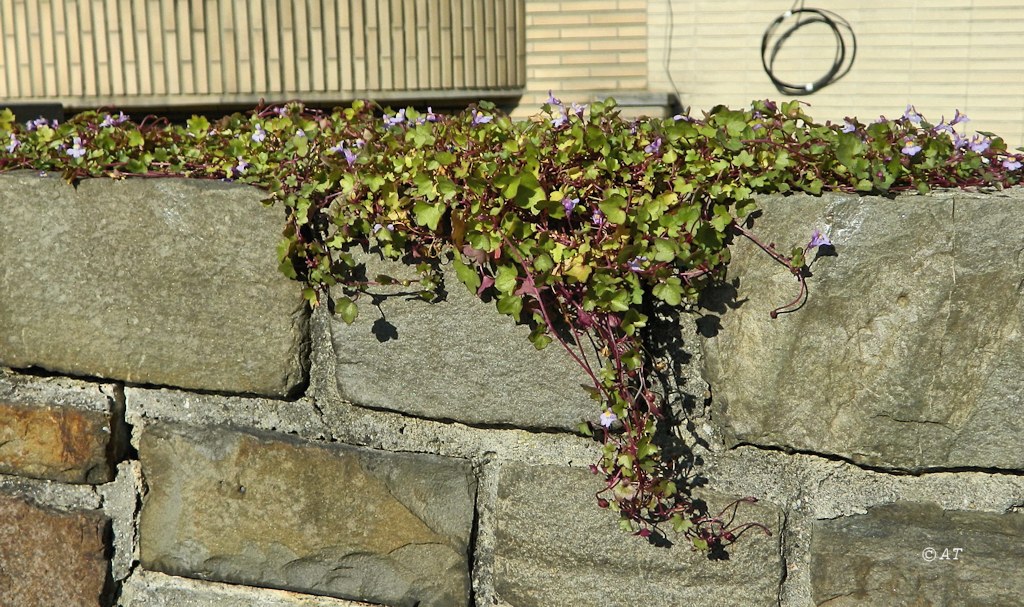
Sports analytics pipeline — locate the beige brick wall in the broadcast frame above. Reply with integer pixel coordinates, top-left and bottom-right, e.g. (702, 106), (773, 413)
(511, 0), (649, 119)
(647, 0), (1024, 146)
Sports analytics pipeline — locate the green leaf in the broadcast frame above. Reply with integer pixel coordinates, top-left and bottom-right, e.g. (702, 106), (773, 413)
(496, 294), (523, 320)
(494, 264), (518, 294)
(336, 296), (359, 324)
(533, 253), (555, 272)
(452, 257), (482, 294)
(599, 194), (628, 225)
(412, 201), (445, 230)
(652, 277), (683, 306)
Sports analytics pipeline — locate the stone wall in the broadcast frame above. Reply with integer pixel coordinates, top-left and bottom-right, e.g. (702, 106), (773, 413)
(0, 172), (1021, 606)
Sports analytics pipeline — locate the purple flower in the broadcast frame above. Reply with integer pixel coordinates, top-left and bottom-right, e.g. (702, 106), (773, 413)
(471, 109), (493, 126)
(570, 102), (586, 116)
(933, 122), (954, 135)
(969, 137), (990, 154)
(546, 90), (562, 106)
(1003, 158), (1022, 171)
(901, 139), (922, 156)
(331, 142), (358, 166)
(100, 111), (129, 127)
(950, 109), (969, 126)
(65, 137), (87, 159)
(626, 256), (647, 272)
(592, 209), (605, 226)
(551, 109), (568, 128)
(6, 133), (20, 153)
(251, 124), (266, 143)
(903, 104), (923, 125)
(26, 117), (53, 131)
(234, 156), (248, 174)
(807, 229), (832, 249)
(599, 410), (617, 428)
(383, 109), (407, 127)
(841, 120), (857, 134)
(295, 128), (306, 138)
(644, 137), (662, 155)
(562, 197), (579, 213)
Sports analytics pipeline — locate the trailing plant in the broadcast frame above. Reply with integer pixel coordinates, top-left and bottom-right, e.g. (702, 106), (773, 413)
(1, 98), (1021, 552)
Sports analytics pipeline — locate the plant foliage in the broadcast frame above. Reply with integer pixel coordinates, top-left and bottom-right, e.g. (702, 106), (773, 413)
(1, 98), (1021, 551)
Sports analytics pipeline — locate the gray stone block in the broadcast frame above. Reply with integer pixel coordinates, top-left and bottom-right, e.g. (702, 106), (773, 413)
(492, 463), (783, 606)
(0, 172), (307, 397)
(329, 256), (599, 431)
(118, 570), (378, 607)
(811, 502), (1024, 606)
(702, 191), (1024, 470)
(138, 421), (476, 607)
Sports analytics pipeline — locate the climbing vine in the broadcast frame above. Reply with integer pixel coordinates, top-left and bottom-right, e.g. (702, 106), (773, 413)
(1, 98), (1021, 551)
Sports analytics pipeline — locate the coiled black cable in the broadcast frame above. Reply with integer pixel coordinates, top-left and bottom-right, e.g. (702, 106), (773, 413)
(761, 3), (856, 95)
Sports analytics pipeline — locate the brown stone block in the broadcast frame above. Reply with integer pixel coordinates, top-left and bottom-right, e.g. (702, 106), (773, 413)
(0, 401), (114, 484)
(0, 494), (111, 606)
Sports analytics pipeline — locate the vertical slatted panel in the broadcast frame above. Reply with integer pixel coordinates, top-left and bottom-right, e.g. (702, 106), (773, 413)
(280, 0), (296, 92)
(248, 0), (266, 93)
(439, 0), (453, 89)
(350, 0), (366, 92)
(413, 0), (427, 90)
(189, 0), (207, 95)
(174, 0), (190, 96)
(161, 0), (179, 94)
(27, 0), (43, 95)
(263, 0), (282, 94)
(379, 0), (394, 91)
(308, 0), (324, 92)
(231, 0), (249, 94)
(51, 0), (68, 97)
(454, 0), (468, 88)
(0, 0), (526, 104)
(205, 0), (222, 94)
(147, 0), (165, 95)
(401, 0), (413, 88)
(323, 0), (341, 92)
(219, 0), (236, 92)
(293, 0), (308, 92)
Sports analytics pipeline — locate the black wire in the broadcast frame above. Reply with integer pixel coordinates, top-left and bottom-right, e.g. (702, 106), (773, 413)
(761, 6), (857, 95)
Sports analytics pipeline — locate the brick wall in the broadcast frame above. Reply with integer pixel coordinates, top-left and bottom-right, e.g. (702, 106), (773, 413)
(1, 174), (1022, 605)
(511, 0), (658, 119)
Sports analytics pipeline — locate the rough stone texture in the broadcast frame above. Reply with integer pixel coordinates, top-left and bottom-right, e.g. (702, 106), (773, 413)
(0, 173), (308, 397)
(492, 463), (784, 607)
(0, 492), (111, 606)
(701, 191), (1024, 470)
(118, 570), (378, 607)
(138, 421), (476, 607)
(329, 256), (599, 431)
(811, 502), (1024, 606)
(0, 370), (122, 483)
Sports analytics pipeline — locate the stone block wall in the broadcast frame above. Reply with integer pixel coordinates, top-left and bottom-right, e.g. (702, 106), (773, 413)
(0, 173), (1021, 606)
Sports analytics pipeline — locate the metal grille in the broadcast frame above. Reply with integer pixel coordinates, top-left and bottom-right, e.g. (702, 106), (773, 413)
(0, 0), (525, 108)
